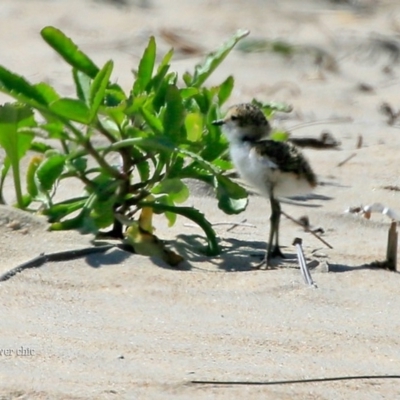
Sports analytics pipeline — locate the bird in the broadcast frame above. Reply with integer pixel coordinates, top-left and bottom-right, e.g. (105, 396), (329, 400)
(212, 103), (317, 267)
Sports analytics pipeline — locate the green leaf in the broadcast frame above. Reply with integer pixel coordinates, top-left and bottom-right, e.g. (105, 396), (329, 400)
(42, 197), (88, 222)
(102, 103), (126, 128)
(0, 157), (10, 204)
(152, 194), (177, 227)
(130, 147), (150, 182)
(34, 82), (60, 103)
(180, 87), (199, 99)
(125, 94), (147, 116)
(110, 136), (176, 154)
(89, 60), (113, 122)
(41, 26), (99, 78)
(140, 106), (164, 135)
(167, 155), (185, 179)
(147, 49), (174, 109)
(177, 147), (220, 175)
(148, 62), (170, 94)
(185, 112), (203, 142)
(152, 178), (189, 203)
(0, 103), (36, 207)
(191, 29), (249, 87)
(270, 130), (290, 142)
(218, 75), (234, 105)
(157, 48), (174, 74)
(0, 66), (48, 106)
(49, 192), (98, 233)
(163, 85), (184, 139)
(271, 40), (295, 55)
(49, 98), (90, 124)
(212, 158), (232, 171)
(35, 154), (66, 191)
(152, 77), (169, 112)
(73, 69), (91, 103)
(67, 157), (88, 174)
(90, 196), (116, 228)
(40, 122), (69, 140)
(251, 99), (293, 118)
(104, 83), (126, 108)
(215, 175), (248, 214)
(50, 208), (96, 233)
(30, 141), (54, 153)
(32, 83), (62, 125)
(235, 37), (271, 53)
(133, 36), (156, 95)
(26, 155), (43, 197)
(139, 201), (220, 255)
(182, 71), (192, 86)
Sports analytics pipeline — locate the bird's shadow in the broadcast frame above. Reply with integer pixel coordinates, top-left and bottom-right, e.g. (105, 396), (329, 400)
(288, 193), (333, 202)
(172, 234), (300, 272)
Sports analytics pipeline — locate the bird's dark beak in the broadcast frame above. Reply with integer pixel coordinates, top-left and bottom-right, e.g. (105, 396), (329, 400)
(212, 119), (225, 126)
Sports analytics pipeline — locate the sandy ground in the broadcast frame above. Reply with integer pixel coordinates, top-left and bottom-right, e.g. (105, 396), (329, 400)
(1, 0), (400, 398)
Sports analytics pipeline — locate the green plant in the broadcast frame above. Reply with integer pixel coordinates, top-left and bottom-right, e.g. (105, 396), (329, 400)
(0, 26), (250, 262)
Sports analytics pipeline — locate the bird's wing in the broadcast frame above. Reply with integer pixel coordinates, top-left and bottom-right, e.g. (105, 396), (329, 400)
(252, 140), (317, 186)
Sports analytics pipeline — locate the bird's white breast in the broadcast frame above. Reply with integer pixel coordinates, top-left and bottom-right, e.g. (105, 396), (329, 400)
(229, 143), (313, 198)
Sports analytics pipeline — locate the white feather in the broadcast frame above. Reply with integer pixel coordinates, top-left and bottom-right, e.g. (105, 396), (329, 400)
(230, 143), (313, 199)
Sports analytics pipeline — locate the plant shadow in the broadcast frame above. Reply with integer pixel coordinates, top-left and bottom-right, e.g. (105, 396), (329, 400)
(85, 246), (132, 269)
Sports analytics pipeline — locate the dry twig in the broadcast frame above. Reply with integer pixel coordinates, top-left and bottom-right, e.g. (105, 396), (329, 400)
(336, 152), (356, 167)
(281, 211), (333, 249)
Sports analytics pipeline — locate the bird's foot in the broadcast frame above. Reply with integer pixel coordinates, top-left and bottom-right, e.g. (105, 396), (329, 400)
(270, 245), (285, 259)
(251, 255), (277, 270)
(251, 256), (267, 270)
(251, 246), (285, 270)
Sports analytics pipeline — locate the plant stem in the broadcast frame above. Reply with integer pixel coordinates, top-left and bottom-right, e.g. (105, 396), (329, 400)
(96, 121), (116, 143)
(84, 139), (124, 179)
(60, 139), (70, 154)
(11, 162), (24, 208)
(125, 189), (151, 207)
(63, 120), (123, 179)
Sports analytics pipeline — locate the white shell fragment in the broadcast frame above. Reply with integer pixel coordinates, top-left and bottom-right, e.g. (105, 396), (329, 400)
(345, 203), (400, 222)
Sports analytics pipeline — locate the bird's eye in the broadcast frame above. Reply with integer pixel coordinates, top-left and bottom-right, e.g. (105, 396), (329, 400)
(231, 115), (238, 121)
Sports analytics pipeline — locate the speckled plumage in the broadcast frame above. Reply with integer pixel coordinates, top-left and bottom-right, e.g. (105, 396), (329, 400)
(212, 103), (317, 266)
(252, 140), (317, 189)
(218, 103), (271, 142)
(224, 103), (270, 130)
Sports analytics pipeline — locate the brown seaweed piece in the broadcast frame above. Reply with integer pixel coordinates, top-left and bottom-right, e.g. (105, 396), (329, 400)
(289, 131), (341, 149)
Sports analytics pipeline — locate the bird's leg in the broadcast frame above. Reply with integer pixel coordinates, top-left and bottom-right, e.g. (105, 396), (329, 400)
(270, 197), (285, 259)
(254, 196), (284, 268)
(265, 203), (276, 264)
(253, 195), (285, 268)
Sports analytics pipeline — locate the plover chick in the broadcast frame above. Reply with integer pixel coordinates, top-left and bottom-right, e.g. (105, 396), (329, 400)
(212, 103), (317, 267)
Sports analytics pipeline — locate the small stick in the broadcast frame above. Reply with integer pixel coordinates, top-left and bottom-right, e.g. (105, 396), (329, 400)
(356, 135), (363, 149)
(386, 221), (398, 271)
(183, 221), (256, 230)
(293, 238), (317, 287)
(281, 210), (333, 249)
(336, 152), (357, 167)
(226, 219), (256, 232)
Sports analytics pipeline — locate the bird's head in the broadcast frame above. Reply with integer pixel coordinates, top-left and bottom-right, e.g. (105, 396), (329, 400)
(212, 103), (271, 143)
